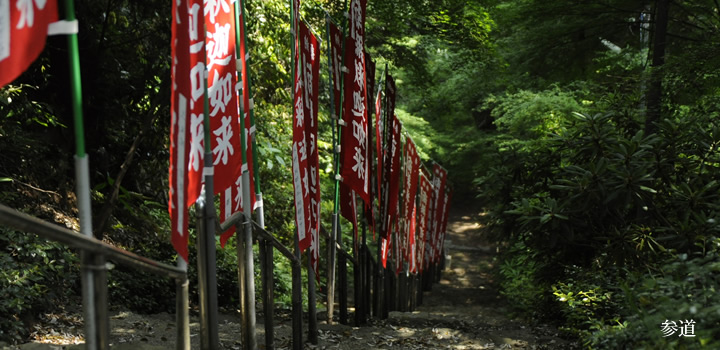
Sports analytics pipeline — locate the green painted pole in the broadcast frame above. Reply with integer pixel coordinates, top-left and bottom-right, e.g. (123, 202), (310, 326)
(63, 0), (107, 348)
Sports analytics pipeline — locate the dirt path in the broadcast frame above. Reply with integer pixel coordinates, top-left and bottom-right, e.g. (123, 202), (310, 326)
(15, 205), (577, 349)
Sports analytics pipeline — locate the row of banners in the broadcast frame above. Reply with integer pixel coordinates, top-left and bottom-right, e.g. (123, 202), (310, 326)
(0, 0), (452, 280)
(297, 0), (454, 278)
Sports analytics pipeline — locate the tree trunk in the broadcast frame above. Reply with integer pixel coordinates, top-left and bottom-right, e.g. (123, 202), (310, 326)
(644, 0), (669, 134)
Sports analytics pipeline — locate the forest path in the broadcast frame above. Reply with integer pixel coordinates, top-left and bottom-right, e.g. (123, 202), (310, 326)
(15, 203), (576, 350)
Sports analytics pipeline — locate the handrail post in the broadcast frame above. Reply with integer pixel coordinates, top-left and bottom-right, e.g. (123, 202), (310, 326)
(307, 257), (318, 344)
(259, 236), (274, 350)
(237, 224), (248, 349)
(176, 259), (190, 350)
(338, 224), (348, 324)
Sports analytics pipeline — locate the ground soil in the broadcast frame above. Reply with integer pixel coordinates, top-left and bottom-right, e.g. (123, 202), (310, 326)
(9, 204), (579, 349)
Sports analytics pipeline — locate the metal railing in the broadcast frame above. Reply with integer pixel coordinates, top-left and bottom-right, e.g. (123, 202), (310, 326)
(0, 203), (190, 350)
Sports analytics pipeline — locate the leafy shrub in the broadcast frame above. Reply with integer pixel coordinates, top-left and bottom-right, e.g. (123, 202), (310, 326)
(588, 251), (720, 349)
(0, 228), (78, 344)
(497, 239), (551, 315)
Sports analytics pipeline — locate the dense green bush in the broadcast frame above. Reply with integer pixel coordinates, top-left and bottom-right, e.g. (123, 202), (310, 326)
(587, 251), (720, 349)
(0, 228), (78, 344)
(476, 83), (720, 347)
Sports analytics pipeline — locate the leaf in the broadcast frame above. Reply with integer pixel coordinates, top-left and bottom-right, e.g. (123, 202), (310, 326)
(0, 177), (12, 183)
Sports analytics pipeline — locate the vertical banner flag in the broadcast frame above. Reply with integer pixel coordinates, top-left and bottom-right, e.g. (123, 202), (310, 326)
(218, 1), (259, 246)
(394, 220), (402, 275)
(330, 18), (359, 241)
(205, 0), (244, 235)
(380, 235), (390, 268)
(340, 0), (369, 204)
(430, 163), (448, 263)
(363, 51), (376, 233)
(436, 190), (452, 262)
(408, 203), (418, 273)
(401, 138), (420, 262)
(378, 75), (395, 239)
(299, 20), (321, 279)
(170, 0), (206, 261)
(291, 19), (312, 253)
(329, 20), (343, 119)
(382, 114), (402, 238)
(0, 0), (58, 87)
(417, 172), (432, 271)
(374, 78), (383, 207)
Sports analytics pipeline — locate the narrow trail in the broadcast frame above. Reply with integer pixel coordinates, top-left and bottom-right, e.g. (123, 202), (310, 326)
(14, 205), (577, 350)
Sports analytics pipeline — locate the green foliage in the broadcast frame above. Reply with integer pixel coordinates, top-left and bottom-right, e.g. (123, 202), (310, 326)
(485, 87), (586, 140)
(588, 252), (720, 349)
(0, 227), (78, 344)
(496, 240), (549, 315)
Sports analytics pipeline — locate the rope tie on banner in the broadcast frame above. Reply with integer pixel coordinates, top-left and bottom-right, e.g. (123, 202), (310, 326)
(248, 98), (254, 110)
(47, 20), (79, 36)
(338, 119), (347, 126)
(341, 66), (349, 73)
(334, 144), (341, 154)
(335, 174), (344, 181)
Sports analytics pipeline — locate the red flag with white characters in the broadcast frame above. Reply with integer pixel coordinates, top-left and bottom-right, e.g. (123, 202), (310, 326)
(416, 172), (432, 272)
(328, 20), (343, 119)
(170, 0), (206, 262)
(339, 182), (358, 241)
(340, 0), (369, 204)
(0, 0), (58, 88)
(436, 190), (452, 262)
(401, 138), (420, 261)
(378, 75), (396, 239)
(381, 114), (402, 238)
(298, 21), (321, 280)
(205, 0), (244, 237)
(292, 21), (319, 252)
(408, 204), (418, 273)
(430, 163), (448, 263)
(209, 0), (258, 247)
(380, 234), (389, 268)
(374, 83), (383, 209)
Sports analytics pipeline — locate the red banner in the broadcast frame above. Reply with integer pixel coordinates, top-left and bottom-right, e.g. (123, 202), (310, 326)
(218, 1), (258, 246)
(0, 0), (58, 88)
(340, 0), (369, 204)
(401, 138), (420, 261)
(170, 0), (206, 261)
(436, 190), (452, 262)
(291, 21), (311, 253)
(416, 173), (432, 272)
(328, 20), (343, 118)
(378, 75), (396, 239)
(382, 114), (402, 237)
(380, 235), (390, 268)
(299, 21), (321, 279)
(430, 163), (448, 263)
(374, 83), (383, 205)
(408, 204), (418, 273)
